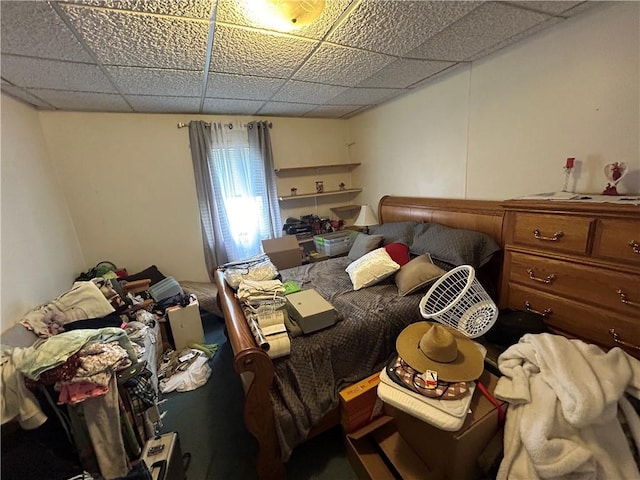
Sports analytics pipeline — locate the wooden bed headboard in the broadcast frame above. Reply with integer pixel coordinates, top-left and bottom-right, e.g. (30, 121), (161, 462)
(378, 195), (506, 301)
(378, 195), (505, 247)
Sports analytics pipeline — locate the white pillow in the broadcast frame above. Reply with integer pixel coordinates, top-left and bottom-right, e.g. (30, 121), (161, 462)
(346, 248), (400, 290)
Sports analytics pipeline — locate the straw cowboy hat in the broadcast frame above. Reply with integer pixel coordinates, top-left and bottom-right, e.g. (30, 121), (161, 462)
(396, 322), (484, 382)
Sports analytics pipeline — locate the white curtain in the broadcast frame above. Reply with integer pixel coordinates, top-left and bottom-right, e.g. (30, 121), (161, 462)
(207, 121), (280, 262)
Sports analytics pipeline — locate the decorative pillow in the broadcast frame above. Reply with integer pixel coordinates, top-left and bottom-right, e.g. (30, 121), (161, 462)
(384, 242), (410, 266)
(346, 248), (400, 290)
(395, 253), (447, 296)
(347, 233), (383, 261)
(368, 221), (418, 246)
(409, 223), (433, 256)
(410, 223), (500, 268)
(124, 265), (167, 286)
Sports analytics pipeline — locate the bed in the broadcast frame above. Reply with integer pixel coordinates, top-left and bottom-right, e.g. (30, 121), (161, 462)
(214, 195), (506, 480)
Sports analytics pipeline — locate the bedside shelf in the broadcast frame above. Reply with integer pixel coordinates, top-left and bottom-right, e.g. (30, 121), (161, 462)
(278, 188), (362, 202)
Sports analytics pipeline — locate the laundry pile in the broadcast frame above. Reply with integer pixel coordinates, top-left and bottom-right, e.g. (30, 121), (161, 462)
(1, 263), (216, 480)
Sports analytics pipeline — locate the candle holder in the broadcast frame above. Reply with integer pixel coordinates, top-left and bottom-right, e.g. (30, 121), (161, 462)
(562, 157), (575, 192)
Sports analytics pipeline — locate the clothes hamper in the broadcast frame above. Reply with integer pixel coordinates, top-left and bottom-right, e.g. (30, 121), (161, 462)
(139, 432), (185, 480)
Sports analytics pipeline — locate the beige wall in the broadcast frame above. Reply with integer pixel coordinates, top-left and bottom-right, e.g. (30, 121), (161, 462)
(349, 2), (640, 206)
(1, 94), (84, 332)
(2, 1), (638, 330)
(38, 113), (351, 283)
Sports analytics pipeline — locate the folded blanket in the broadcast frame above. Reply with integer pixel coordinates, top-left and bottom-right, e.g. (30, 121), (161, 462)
(495, 333), (640, 480)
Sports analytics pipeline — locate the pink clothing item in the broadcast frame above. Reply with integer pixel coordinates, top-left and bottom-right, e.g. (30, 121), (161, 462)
(57, 381), (109, 405)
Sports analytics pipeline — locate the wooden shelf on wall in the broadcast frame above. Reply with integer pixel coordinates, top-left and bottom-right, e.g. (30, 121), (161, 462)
(274, 163), (361, 175)
(278, 188), (362, 202)
(330, 205), (362, 217)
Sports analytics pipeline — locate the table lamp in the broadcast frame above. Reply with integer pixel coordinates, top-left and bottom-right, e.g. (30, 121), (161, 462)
(354, 205), (378, 234)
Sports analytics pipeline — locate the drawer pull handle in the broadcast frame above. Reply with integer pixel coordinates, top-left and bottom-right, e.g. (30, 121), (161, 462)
(524, 301), (552, 318)
(617, 289), (640, 308)
(527, 269), (556, 284)
(533, 229), (564, 241)
(629, 241), (640, 255)
(610, 328), (640, 351)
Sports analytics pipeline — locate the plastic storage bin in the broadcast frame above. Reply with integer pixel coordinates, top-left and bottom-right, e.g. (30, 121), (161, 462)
(313, 230), (357, 256)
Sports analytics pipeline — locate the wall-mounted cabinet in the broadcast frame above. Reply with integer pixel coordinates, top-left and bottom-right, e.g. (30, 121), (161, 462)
(275, 163), (362, 202)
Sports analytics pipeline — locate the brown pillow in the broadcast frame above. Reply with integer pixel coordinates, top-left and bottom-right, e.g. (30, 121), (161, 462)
(395, 253), (446, 296)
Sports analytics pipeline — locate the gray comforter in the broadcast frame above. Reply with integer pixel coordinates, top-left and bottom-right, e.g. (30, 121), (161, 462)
(272, 257), (424, 461)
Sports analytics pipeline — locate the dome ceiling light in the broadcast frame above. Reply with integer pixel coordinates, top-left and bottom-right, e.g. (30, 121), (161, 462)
(246, 0), (326, 31)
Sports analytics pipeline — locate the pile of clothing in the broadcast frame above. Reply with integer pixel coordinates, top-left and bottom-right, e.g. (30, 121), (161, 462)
(495, 333), (640, 479)
(1, 327), (146, 479)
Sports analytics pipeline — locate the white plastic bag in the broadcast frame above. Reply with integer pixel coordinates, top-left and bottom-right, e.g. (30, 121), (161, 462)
(159, 352), (211, 393)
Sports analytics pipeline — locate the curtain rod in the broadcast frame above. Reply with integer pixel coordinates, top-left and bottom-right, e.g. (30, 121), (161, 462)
(177, 121), (272, 129)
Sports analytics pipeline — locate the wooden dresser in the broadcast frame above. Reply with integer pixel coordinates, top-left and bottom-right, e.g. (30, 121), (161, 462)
(499, 199), (640, 356)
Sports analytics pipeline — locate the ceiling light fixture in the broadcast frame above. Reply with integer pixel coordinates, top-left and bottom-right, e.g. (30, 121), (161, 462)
(245, 0), (326, 31)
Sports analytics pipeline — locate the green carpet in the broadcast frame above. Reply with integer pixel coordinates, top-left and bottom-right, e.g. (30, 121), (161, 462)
(159, 313), (358, 479)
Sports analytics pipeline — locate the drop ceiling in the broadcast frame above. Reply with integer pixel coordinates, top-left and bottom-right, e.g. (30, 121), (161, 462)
(0, 0), (598, 119)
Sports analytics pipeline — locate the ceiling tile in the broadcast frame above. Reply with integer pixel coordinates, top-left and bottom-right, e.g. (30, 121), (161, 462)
(466, 16), (563, 61)
(409, 62), (469, 89)
(215, 0), (351, 40)
(206, 73), (285, 100)
(293, 44), (393, 86)
(408, 2), (550, 62)
(303, 104), (363, 118)
(68, 0), (213, 19)
(325, 87), (400, 106)
(202, 98), (264, 115)
(358, 58), (456, 89)
(327, 1), (482, 56)
(506, 1), (583, 16)
(61, 4), (209, 69)
(1, 85), (55, 109)
(271, 80), (348, 103)
(2, 55), (116, 93)
(0, 1), (93, 62)
(28, 89), (132, 111)
(128, 95), (201, 112)
(107, 66), (204, 96)
(210, 24), (318, 77)
(0, 0), (603, 118)
(257, 101), (317, 116)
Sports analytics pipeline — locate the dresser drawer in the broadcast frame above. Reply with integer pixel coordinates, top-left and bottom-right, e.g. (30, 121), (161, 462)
(505, 283), (640, 353)
(593, 218), (640, 265)
(510, 213), (594, 255)
(506, 251), (640, 316)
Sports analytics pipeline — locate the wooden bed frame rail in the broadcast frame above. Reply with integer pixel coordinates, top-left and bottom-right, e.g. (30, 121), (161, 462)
(214, 268), (284, 480)
(215, 196), (506, 480)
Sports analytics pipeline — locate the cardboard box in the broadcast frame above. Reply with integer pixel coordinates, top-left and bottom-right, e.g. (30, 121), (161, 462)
(166, 300), (205, 351)
(262, 236), (302, 270)
(386, 370), (505, 480)
(345, 416), (442, 480)
(339, 372), (384, 433)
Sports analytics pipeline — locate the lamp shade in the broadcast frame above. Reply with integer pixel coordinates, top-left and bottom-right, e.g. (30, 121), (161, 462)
(354, 205), (378, 227)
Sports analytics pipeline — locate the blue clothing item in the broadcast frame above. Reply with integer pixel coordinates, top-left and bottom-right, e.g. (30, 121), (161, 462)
(13, 327), (137, 380)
